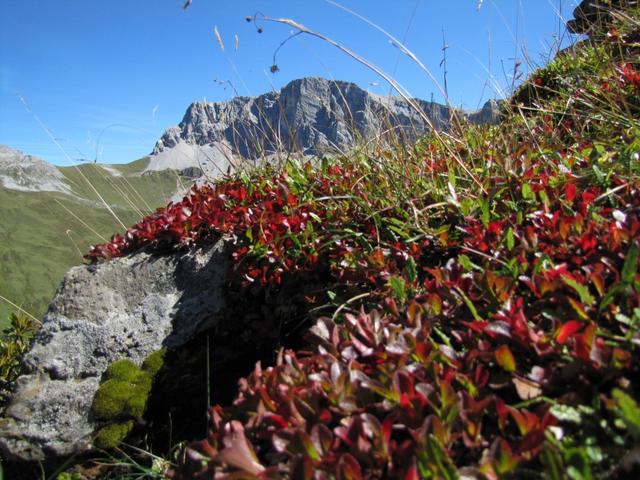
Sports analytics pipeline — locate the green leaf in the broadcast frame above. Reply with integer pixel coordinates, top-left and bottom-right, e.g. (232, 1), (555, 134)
(599, 245), (638, 312)
(387, 276), (407, 304)
(305, 220), (315, 235)
(567, 459), (592, 480)
(458, 254), (473, 272)
(299, 431), (321, 461)
(385, 217), (410, 239)
(621, 243), (638, 284)
(599, 283), (625, 312)
(454, 287), (482, 322)
(612, 389), (640, 440)
(447, 167), (457, 188)
(309, 212), (322, 223)
(592, 164), (605, 184)
(539, 189), (550, 210)
(506, 227), (515, 251)
(562, 275), (595, 306)
(495, 345), (516, 372)
(533, 254), (554, 275)
(417, 435), (458, 480)
(541, 442), (564, 480)
(405, 256), (418, 284)
(480, 198), (490, 228)
(567, 297), (589, 320)
(522, 183), (535, 201)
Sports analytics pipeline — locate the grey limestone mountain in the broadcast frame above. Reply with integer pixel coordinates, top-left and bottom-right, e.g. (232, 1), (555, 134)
(0, 145), (72, 194)
(147, 77), (500, 175)
(1, 80), (500, 190)
(468, 98), (502, 125)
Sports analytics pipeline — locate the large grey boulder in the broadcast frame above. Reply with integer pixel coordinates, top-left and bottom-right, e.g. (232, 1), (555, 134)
(0, 240), (231, 461)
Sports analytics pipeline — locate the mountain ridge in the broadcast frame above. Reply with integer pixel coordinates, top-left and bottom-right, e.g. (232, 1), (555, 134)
(149, 77), (500, 174)
(0, 145), (72, 195)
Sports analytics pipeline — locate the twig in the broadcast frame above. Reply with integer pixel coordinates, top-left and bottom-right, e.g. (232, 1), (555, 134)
(0, 294), (41, 325)
(332, 292), (371, 321)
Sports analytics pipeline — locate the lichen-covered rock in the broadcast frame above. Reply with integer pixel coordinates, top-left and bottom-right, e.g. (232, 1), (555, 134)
(0, 240), (230, 461)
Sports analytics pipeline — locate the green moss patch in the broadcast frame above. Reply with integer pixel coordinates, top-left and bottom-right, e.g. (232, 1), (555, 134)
(141, 348), (166, 376)
(103, 359), (141, 382)
(91, 379), (135, 420)
(94, 420), (135, 450)
(90, 349), (166, 449)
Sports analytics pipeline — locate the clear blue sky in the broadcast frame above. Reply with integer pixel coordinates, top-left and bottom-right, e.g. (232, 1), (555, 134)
(0, 1), (579, 166)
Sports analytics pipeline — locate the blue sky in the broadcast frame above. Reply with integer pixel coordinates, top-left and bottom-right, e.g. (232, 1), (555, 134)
(0, 1), (579, 166)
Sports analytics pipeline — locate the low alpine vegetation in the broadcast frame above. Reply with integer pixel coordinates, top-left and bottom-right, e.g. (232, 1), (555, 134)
(87, 3), (640, 478)
(0, 313), (37, 413)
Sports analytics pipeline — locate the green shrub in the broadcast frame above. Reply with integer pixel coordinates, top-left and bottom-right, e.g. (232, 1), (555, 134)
(0, 313), (37, 413)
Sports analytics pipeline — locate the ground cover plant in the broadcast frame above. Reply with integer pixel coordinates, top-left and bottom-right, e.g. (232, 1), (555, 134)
(81, 3), (640, 478)
(0, 313), (37, 413)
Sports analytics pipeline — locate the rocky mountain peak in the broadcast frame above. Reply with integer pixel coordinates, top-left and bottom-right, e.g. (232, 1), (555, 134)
(149, 77), (500, 174)
(0, 145), (71, 194)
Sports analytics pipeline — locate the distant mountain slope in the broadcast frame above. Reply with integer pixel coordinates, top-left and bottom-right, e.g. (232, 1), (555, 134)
(0, 150), (182, 326)
(0, 145), (71, 194)
(149, 77), (500, 175)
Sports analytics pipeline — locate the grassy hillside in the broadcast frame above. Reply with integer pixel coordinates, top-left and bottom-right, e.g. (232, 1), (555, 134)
(0, 158), (182, 326)
(58, 158), (185, 211)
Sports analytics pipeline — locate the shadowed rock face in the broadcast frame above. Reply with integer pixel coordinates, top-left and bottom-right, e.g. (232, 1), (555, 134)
(0, 241), (230, 461)
(152, 77), (499, 161)
(568, 0), (638, 34)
